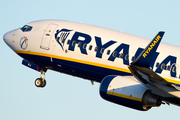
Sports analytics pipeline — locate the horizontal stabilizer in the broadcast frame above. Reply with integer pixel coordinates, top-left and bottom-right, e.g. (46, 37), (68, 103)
(131, 31), (165, 68)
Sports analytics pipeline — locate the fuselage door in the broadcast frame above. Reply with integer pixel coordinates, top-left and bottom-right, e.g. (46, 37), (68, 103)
(40, 23), (58, 50)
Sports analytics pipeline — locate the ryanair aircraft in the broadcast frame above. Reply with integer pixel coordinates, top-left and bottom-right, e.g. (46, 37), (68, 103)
(3, 20), (180, 111)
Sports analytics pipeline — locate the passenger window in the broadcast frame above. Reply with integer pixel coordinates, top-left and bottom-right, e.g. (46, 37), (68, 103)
(107, 50), (110, 55)
(100, 48), (104, 54)
(156, 63), (159, 67)
(119, 53), (123, 58)
(89, 45), (92, 50)
(83, 43), (87, 49)
(131, 56), (135, 61)
(161, 63), (165, 69)
(112, 51), (117, 57)
(172, 66), (176, 73)
(166, 65), (170, 70)
(125, 54), (129, 60)
(21, 25), (33, 32)
(95, 47), (98, 51)
(72, 41), (76, 46)
(62, 38), (65, 43)
(67, 40), (70, 44)
(78, 42), (82, 47)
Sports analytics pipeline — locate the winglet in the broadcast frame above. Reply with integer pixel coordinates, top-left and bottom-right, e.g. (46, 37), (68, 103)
(131, 31), (165, 68)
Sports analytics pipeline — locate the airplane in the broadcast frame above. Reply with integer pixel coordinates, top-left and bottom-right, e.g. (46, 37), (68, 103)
(3, 20), (180, 111)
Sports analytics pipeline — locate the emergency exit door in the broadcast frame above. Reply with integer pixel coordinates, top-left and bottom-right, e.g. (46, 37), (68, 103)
(40, 24), (58, 50)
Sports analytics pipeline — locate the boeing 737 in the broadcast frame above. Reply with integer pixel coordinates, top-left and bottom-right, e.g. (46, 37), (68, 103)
(3, 20), (180, 111)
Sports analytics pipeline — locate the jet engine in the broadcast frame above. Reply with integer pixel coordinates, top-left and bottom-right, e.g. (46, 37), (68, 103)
(99, 75), (162, 111)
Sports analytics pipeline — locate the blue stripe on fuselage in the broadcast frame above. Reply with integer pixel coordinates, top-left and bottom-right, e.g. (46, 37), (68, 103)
(18, 53), (132, 82)
(17, 51), (180, 87)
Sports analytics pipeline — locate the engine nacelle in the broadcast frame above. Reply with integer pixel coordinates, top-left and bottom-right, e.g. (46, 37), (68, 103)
(99, 75), (162, 111)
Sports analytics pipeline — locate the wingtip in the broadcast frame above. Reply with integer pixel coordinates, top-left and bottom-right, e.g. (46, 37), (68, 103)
(156, 31), (165, 40)
(130, 31), (165, 68)
(159, 31), (165, 35)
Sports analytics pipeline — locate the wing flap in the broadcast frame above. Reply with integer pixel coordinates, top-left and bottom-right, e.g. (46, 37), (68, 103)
(129, 65), (180, 98)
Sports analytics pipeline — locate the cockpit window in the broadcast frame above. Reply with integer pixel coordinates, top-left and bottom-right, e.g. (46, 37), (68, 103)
(21, 25), (33, 32)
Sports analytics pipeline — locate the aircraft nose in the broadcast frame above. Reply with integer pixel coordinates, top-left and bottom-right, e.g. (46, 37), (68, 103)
(3, 31), (12, 45)
(3, 32), (9, 44)
(3, 30), (16, 49)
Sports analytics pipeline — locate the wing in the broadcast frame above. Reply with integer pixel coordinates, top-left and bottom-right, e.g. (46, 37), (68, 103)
(128, 31), (180, 98)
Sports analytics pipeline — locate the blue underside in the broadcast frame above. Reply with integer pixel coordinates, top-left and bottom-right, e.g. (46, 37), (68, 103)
(18, 53), (180, 107)
(18, 53), (132, 83)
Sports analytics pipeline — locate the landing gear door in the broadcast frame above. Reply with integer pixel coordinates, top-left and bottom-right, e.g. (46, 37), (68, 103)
(40, 24), (58, 50)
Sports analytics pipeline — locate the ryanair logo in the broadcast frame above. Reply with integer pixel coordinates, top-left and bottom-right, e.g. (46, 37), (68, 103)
(143, 35), (161, 58)
(55, 29), (72, 50)
(53, 29), (177, 77)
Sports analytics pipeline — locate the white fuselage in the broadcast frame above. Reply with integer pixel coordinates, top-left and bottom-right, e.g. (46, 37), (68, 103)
(4, 20), (180, 83)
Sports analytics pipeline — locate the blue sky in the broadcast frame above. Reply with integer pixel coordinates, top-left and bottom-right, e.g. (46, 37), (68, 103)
(1, 0), (180, 120)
